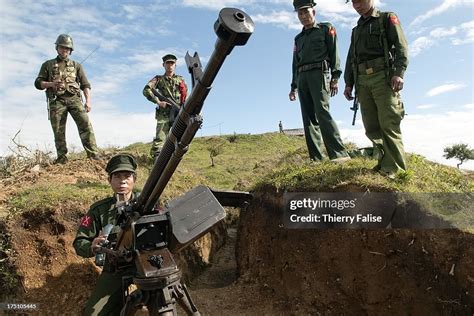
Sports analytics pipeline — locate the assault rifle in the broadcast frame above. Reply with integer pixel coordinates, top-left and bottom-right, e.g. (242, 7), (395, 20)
(95, 8), (254, 315)
(350, 94), (359, 126)
(150, 88), (181, 124)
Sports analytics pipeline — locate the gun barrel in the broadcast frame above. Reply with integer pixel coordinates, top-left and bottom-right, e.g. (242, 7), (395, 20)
(136, 8), (254, 214)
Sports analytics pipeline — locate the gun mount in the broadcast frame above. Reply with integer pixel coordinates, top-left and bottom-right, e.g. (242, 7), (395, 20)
(101, 8), (254, 315)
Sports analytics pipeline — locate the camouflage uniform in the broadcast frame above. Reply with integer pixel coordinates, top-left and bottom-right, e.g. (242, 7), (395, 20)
(73, 154), (138, 315)
(291, 12), (349, 161)
(35, 56), (99, 161)
(143, 71), (187, 158)
(344, 8), (409, 174)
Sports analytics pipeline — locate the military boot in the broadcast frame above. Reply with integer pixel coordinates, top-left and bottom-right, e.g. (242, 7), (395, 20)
(89, 153), (103, 161)
(54, 155), (68, 164)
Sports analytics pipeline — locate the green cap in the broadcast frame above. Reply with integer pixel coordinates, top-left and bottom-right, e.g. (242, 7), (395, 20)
(105, 154), (137, 175)
(293, 0), (316, 10)
(162, 54), (177, 63)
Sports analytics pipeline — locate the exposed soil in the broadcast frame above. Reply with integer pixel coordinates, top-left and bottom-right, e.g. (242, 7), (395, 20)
(237, 190), (474, 315)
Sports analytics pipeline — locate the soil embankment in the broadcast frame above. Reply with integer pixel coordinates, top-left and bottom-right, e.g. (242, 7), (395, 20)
(237, 190), (474, 314)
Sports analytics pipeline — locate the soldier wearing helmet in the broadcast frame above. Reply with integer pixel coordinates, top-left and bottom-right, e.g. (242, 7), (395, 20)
(289, 0), (350, 162)
(343, 0), (409, 177)
(34, 34), (101, 164)
(73, 154), (139, 314)
(143, 54), (188, 160)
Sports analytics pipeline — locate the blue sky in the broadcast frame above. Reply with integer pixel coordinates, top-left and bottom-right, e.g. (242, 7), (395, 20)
(0, 0), (473, 169)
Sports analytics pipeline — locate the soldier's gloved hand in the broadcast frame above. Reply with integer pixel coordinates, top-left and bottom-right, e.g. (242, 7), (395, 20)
(330, 79), (339, 97)
(289, 90), (297, 101)
(344, 86), (355, 101)
(91, 231), (107, 254)
(391, 76), (404, 92)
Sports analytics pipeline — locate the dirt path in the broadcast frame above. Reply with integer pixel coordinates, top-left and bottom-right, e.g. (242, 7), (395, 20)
(187, 227), (289, 315)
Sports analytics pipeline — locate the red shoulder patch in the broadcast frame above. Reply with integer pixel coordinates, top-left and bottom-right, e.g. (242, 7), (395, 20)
(329, 27), (336, 36)
(80, 215), (92, 228)
(389, 15), (400, 25)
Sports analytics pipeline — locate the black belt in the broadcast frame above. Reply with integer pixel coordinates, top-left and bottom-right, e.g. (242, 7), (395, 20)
(357, 57), (385, 75)
(298, 62), (324, 73)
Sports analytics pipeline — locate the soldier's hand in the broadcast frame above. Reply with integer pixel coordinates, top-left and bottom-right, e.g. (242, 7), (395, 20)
(52, 80), (64, 90)
(330, 79), (338, 97)
(391, 76), (404, 92)
(85, 101), (91, 113)
(289, 90), (297, 101)
(344, 86), (354, 101)
(91, 231), (107, 254)
(157, 100), (169, 109)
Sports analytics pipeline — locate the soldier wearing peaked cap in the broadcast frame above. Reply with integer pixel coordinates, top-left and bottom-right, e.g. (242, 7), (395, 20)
(35, 34), (101, 164)
(143, 54), (188, 160)
(344, 0), (409, 177)
(289, 0), (351, 162)
(73, 154), (138, 315)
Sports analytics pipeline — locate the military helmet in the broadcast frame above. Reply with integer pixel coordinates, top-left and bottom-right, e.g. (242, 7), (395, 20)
(293, 0), (316, 10)
(105, 154), (137, 175)
(55, 34), (74, 51)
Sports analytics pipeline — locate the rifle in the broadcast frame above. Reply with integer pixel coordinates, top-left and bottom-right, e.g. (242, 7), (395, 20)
(150, 87), (181, 123)
(350, 94), (359, 126)
(95, 8), (254, 315)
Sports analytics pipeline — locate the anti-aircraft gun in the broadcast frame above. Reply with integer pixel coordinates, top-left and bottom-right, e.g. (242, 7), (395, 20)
(96, 8), (254, 316)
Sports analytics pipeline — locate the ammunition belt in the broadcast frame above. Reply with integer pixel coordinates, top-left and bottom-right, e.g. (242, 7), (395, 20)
(357, 57), (385, 75)
(298, 62), (323, 73)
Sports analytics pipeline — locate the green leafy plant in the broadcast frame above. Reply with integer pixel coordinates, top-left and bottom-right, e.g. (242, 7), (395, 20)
(443, 143), (474, 169)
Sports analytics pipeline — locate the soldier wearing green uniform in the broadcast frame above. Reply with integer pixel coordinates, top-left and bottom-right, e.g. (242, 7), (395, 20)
(143, 54), (188, 159)
(35, 34), (101, 164)
(73, 154), (138, 315)
(344, 0), (408, 177)
(289, 0), (350, 162)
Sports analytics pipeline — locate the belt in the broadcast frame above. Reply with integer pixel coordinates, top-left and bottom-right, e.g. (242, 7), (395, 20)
(51, 95), (80, 105)
(298, 62), (323, 73)
(357, 57), (385, 75)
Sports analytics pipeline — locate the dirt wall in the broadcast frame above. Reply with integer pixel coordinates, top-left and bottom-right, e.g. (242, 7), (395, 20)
(237, 190), (474, 315)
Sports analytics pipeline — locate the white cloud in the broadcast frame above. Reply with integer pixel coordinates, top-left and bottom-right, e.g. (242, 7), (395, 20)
(410, 20), (474, 57)
(402, 110), (474, 170)
(429, 26), (457, 37)
(426, 83), (467, 97)
(416, 104), (437, 110)
(410, 36), (435, 57)
(451, 20), (474, 45)
(253, 11), (301, 30)
(410, 0), (474, 26)
(341, 109), (474, 170)
(464, 103), (474, 109)
(182, 0), (257, 10)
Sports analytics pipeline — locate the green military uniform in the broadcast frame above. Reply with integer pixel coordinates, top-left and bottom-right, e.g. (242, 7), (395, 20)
(291, 20), (349, 161)
(35, 35), (99, 162)
(344, 8), (409, 174)
(143, 55), (188, 158)
(73, 154), (138, 315)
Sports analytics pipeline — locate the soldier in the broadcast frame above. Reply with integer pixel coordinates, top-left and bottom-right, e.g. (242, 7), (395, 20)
(343, 0), (408, 177)
(34, 34), (101, 164)
(73, 154), (138, 315)
(289, 0), (350, 162)
(143, 54), (188, 159)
